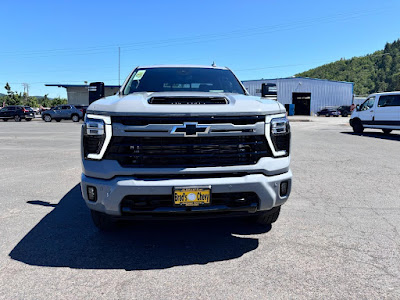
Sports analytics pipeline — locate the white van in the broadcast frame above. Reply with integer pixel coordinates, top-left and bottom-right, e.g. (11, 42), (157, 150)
(350, 92), (400, 134)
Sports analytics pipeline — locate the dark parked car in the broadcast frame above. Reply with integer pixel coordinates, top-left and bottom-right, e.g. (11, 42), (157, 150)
(316, 107), (341, 117)
(74, 105), (88, 117)
(0, 105), (35, 122)
(41, 105), (83, 122)
(337, 105), (351, 117)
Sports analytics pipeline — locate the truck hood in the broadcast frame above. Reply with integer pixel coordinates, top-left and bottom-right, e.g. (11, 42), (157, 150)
(87, 92), (285, 116)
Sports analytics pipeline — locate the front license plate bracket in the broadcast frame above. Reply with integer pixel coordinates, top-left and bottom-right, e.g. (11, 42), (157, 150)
(173, 186), (211, 207)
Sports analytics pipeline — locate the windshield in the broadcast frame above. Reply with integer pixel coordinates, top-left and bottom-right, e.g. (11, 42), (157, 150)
(122, 67), (245, 95)
(360, 96), (375, 111)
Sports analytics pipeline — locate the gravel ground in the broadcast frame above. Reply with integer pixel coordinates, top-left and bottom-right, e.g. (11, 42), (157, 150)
(0, 117), (399, 299)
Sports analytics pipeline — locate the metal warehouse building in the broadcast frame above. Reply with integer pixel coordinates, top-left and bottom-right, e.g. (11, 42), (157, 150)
(242, 77), (354, 115)
(45, 84), (120, 105)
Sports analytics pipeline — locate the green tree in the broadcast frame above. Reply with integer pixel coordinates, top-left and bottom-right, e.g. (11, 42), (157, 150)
(0, 95), (6, 107)
(41, 94), (52, 107)
(7, 93), (23, 105)
(392, 73), (400, 91)
(4, 82), (11, 95)
(52, 97), (67, 106)
(296, 39), (400, 95)
(26, 96), (38, 108)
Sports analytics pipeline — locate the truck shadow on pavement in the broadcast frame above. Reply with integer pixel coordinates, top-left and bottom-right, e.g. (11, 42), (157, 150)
(341, 131), (400, 141)
(10, 184), (270, 270)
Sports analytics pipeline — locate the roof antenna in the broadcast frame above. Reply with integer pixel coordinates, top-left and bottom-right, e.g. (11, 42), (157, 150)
(212, 61), (216, 67)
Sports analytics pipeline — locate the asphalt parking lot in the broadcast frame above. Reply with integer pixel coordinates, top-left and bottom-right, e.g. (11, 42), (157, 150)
(0, 117), (399, 299)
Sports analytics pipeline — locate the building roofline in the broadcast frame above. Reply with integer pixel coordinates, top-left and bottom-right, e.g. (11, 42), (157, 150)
(45, 84), (121, 88)
(242, 77), (354, 84)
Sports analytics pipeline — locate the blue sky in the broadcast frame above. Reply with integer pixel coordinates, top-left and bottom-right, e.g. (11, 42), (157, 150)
(1, 0), (400, 98)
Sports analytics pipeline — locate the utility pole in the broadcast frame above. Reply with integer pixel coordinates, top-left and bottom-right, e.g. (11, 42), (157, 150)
(22, 83), (29, 99)
(118, 47), (121, 87)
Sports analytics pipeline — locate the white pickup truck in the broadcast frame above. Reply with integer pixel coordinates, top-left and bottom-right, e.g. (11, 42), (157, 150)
(80, 65), (292, 230)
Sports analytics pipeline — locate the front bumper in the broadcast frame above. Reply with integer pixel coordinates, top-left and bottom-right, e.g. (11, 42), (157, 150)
(81, 171), (292, 217)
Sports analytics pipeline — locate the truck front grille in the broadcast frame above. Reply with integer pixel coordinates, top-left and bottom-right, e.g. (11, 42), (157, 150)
(104, 135), (270, 168)
(111, 115), (264, 126)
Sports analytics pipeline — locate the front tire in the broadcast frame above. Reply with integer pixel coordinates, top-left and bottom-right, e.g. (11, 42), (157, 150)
(3, 119), (8, 122)
(71, 114), (79, 122)
(251, 206), (281, 226)
(43, 114), (52, 122)
(342, 112), (348, 117)
(352, 119), (364, 133)
(90, 210), (115, 231)
(14, 115), (21, 122)
(383, 129), (392, 134)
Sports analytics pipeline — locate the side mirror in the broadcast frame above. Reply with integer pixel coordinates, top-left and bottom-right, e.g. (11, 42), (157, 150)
(261, 83), (277, 100)
(356, 105), (360, 111)
(88, 82), (105, 104)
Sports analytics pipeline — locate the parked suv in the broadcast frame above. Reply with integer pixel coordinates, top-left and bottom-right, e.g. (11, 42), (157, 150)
(0, 105), (35, 122)
(350, 92), (400, 134)
(81, 65), (292, 230)
(74, 105), (88, 117)
(337, 105), (351, 117)
(41, 105), (83, 122)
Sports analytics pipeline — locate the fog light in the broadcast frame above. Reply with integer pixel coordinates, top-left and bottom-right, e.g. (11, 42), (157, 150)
(280, 181), (289, 197)
(87, 186), (97, 202)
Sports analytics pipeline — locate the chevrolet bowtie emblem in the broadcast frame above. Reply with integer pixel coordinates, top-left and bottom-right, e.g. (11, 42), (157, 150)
(170, 122), (210, 137)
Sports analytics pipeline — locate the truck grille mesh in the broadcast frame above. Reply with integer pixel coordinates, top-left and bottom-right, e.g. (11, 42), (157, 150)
(104, 135), (270, 168)
(111, 115), (265, 126)
(83, 135), (105, 157)
(271, 133), (291, 155)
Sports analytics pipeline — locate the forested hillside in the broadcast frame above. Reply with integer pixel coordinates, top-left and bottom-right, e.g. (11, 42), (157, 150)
(296, 39), (400, 95)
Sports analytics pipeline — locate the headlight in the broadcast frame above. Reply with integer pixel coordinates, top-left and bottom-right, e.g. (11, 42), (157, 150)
(266, 115), (290, 157)
(271, 117), (290, 135)
(82, 114), (112, 160)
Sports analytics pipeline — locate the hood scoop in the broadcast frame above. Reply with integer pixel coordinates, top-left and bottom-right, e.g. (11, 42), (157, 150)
(148, 96), (229, 105)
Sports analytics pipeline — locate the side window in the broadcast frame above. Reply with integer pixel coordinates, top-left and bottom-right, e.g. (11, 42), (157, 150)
(378, 95), (400, 107)
(61, 105), (70, 110)
(360, 96), (375, 111)
(394, 95), (400, 106)
(54, 106), (61, 110)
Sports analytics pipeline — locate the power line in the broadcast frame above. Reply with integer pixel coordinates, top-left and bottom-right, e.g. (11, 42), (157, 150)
(4, 52), (392, 86)
(0, 7), (390, 59)
(234, 52), (392, 72)
(2, 51), (393, 88)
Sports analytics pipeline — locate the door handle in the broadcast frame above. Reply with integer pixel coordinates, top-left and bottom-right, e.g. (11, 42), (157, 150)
(370, 110), (374, 112)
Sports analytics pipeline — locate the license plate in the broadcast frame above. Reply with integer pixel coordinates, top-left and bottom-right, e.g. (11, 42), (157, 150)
(173, 187), (211, 207)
